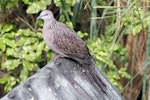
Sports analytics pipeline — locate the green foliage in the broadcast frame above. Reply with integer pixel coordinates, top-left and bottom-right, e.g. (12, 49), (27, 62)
(0, 76), (16, 93)
(122, 7), (149, 36)
(0, 0), (18, 10)
(104, 5), (149, 37)
(0, 23), (47, 92)
(55, 0), (75, 21)
(0, 37), (6, 51)
(77, 31), (88, 38)
(59, 15), (74, 29)
(25, 0), (52, 14)
(54, 0), (75, 14)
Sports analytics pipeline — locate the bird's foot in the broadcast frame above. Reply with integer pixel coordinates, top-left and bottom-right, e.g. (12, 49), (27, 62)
(53, 54), (60, 61)
(53, 54), (62, 66)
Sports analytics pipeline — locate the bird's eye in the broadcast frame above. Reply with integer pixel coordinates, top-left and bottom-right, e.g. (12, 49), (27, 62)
(45, 14), (48, 16)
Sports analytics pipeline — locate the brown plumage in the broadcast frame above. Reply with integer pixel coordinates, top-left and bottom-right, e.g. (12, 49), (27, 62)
(37, 10), (106, 93)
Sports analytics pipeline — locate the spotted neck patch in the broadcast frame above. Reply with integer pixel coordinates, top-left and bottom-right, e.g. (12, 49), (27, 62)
(48, 20), (57, 29)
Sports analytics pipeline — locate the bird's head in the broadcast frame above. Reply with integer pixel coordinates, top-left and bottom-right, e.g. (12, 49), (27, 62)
(36, 10), (54, 21)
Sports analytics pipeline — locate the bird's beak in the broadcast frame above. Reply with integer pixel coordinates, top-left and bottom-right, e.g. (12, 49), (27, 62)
(36, 16), (41, 20)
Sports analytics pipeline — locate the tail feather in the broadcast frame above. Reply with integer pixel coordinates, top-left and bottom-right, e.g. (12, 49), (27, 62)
(87, 59), (107, 93)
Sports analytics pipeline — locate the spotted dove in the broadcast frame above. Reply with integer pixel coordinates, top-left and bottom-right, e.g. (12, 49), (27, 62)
(37, 10), (106, 93)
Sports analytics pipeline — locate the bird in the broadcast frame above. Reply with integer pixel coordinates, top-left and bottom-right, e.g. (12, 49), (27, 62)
(37, 10), (106, 93)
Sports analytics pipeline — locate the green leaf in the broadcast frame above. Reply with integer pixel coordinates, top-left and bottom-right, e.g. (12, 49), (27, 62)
(6, 0), (18, 8)
(0, 37), (6, 51)
(22, 45), (41, 62)
(22, 45), (35, 53)
(132, 24), (142, 36)
(2, 59), (20, 71)
(0, 76), (13, 84)
(6, 48), (19, 58)
(1, 24), (13, 34)
(35, 42), (45, 58)
(17, 29), (42, 38)
(77, 31), (88, 38)
(0, 75), (16, 93)
(16, 37), (27, 46)
(17, 29), (33, 36)
(5, 79), (16, 93)
(54, 0), (75, 7)
(4, 32), (16, 38)
(118, 67), (131, 79)
(96, 55), (115, 68)
(27, 0), (52, 14)
(5, 38), (16, 48)
(16, 37), (38, 46)
(66, 21), (74, 29)
(22, 0), (31, 4)
(54, 0), (61, 7)
(20, 66), (29, 81)
(37, 41), (45, 51)
(23, 60), (34, 71)
(22, 52), (39, 62)
(66, 0), (75, 6)
(26, 37), (38, 45)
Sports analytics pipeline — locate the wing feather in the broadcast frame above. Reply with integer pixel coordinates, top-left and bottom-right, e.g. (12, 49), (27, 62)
(53, 23), (91, 61)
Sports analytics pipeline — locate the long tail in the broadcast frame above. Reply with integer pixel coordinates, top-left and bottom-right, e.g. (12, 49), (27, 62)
(87, 59), (107, 93)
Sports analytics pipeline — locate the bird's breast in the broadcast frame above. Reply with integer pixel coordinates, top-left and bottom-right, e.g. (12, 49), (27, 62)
(42, 29), (54, 48)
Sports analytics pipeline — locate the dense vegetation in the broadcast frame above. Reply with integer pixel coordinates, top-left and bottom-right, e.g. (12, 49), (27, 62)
(0, 0), (150, 100)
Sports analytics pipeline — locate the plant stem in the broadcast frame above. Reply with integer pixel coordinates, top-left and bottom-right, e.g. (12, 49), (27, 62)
(90, 0), (97, 39)
(71, 0), (81, 27)
(60, 0), (70, 21)
(142, 14), (150, 100)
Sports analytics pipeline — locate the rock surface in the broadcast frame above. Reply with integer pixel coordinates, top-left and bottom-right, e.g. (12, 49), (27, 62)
(0, 58), (124, 100)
